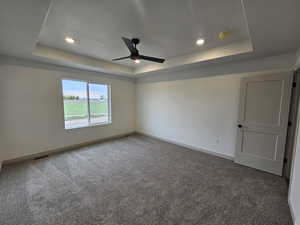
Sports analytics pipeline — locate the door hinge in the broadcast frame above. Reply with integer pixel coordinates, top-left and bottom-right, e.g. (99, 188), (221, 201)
(293, 82), (296, 88)
(284, 158), (288, 163)
(288, 121), (292, 126)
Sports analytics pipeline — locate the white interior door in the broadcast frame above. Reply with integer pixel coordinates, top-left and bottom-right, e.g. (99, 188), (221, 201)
(235, 72), (293, 175)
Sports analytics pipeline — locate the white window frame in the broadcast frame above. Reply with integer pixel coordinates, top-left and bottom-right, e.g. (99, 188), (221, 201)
(61, 78), (112, 130)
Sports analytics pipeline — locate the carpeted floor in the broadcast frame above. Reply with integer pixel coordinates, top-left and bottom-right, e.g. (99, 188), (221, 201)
(0, 134), (293, 225)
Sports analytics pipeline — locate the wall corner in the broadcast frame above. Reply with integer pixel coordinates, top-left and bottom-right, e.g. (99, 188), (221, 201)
(295, 48), (300, 71)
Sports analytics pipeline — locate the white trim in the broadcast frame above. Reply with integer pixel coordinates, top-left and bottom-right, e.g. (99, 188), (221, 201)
(3, 132), (135, 165)
(33, 44), (134, 75)
(0, 55), (135, 82)
(64, 121), (112, 131)
(137, 53), (295, 83)
(137, 132), (234, 161)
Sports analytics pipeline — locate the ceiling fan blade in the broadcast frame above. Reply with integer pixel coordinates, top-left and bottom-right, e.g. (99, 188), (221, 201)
(112, 56), (130, 61)
(139, 55), (165, 63)
(122, 37), (138, 54)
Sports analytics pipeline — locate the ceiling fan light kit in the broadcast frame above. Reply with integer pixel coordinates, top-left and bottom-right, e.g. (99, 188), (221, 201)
(112, 37), (165, 63)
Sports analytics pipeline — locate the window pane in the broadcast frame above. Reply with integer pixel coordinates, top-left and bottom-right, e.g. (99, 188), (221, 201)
(89, 83), (109, 124)
(62, 80), (88, 129)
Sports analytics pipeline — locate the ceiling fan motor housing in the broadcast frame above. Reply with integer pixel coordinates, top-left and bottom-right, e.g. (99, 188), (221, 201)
(131, 38), (140, 59)
(131, 38), (140, 45)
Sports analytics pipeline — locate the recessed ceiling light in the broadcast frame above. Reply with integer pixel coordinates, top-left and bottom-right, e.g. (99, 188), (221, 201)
(135, 59), (140, 64)
(65, 37), (75, 44)
(196, 38), (205, 46)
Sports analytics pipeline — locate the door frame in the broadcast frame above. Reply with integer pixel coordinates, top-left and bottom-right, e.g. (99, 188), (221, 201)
(284, 70), (300, 181)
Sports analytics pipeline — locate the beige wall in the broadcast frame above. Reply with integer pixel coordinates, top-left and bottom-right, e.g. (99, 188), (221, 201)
(0, 53), (295, 163)
(136, 70), (290, 159)
(0, 64), (136, 161)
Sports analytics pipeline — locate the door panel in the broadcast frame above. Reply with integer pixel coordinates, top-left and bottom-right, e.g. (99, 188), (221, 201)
(235, 72), (293, 175)
(244, 80), (282, 126)
(242, 131), (278, 160)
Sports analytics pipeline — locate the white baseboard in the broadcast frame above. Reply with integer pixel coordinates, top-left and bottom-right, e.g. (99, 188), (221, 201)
(3, 132), (135, 165)
(137, 131), (234, 161)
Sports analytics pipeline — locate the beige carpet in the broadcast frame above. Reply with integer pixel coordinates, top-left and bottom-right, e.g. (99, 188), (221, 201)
(0, 134), (293, 225)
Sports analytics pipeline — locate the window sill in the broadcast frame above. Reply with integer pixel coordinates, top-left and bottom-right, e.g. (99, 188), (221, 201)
(65, 121), (112, 130)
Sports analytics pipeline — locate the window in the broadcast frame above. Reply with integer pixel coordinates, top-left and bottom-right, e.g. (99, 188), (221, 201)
(62, 79), (111, 129)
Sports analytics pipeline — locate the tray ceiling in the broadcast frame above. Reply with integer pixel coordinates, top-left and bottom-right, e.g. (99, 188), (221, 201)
(37, 0), (251, 71)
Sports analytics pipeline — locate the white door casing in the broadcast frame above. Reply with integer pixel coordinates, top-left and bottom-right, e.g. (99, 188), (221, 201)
(235, 72), (293, 176)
